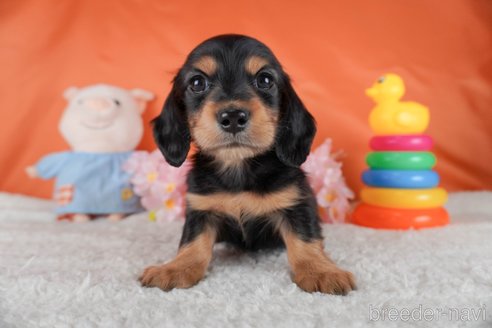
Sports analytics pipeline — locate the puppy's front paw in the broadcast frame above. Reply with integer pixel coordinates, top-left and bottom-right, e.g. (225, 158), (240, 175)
(139, 262), (205, 291)
(294, 266), (356, 295)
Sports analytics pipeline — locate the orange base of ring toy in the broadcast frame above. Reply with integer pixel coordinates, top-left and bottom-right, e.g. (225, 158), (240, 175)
(350, 203), (449, 230)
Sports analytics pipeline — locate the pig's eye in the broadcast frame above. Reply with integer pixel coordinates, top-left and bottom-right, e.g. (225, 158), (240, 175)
(113, 99), (121, 106)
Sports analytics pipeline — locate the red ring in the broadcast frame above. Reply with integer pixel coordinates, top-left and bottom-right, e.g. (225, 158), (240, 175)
(350, 203), (449, 230)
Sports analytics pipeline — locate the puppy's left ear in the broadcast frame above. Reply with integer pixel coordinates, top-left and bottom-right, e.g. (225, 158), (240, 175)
(275, 77), (316, 167)
(152, 83), (191, 167)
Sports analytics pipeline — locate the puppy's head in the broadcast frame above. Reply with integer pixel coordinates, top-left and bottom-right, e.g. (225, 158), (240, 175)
(153, 34), (316, 168)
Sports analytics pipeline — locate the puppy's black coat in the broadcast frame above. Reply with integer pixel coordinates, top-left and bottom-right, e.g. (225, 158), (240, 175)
(154, 35), (318, 249)
(142, 34), (355, 295)
(185, 151), (321, 251)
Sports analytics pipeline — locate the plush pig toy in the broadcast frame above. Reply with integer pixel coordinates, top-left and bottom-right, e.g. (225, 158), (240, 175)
(26, 84), (154, 222)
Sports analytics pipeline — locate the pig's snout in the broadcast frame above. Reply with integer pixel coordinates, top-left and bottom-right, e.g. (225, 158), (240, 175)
(82, 97), (119, 122)
(84, 98), (113, 112)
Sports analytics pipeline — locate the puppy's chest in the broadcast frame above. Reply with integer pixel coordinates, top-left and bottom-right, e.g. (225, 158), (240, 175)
(186, 185), (300, 220)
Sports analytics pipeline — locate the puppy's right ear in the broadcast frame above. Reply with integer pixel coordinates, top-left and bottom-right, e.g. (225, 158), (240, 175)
(152, 84), (191, 167)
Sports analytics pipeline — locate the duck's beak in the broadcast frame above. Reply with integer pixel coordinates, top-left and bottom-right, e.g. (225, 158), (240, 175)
(365, 85), (378, 98)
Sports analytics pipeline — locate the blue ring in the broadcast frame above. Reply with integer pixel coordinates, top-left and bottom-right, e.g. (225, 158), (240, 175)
(362, 170), (440, 189)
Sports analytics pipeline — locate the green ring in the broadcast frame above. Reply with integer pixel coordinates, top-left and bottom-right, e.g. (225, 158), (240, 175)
(366, 152), (436, 170)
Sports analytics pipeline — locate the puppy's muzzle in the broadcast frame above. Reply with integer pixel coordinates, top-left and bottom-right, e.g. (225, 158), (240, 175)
(217, 108), (250, 134)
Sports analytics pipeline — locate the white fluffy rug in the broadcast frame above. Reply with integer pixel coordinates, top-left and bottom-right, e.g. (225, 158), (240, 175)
(0, 192), (491, 328)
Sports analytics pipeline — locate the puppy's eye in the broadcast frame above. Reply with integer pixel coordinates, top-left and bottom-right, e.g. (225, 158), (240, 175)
(113, 99), (121, 106)
(189, 75), (209, 93)
(255, 72), (274, 90)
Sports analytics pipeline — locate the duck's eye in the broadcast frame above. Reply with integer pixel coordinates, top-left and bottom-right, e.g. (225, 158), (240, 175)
(255, 72), (274, 90)
(113, 99), (121, 106)
(377, 76), (386, 83)
(189, 75), (209, 93)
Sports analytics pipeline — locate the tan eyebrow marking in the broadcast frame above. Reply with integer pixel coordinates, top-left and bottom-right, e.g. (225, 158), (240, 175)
(245, 56), (269, 75)
(192, 56), (217, 76)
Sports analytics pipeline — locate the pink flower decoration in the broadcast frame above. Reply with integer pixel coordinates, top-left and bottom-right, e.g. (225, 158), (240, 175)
(153, 194), (185, 222)
(302, 139), (354, 223)
(124, 150), (190, 222)
(122, 151), (149, 174)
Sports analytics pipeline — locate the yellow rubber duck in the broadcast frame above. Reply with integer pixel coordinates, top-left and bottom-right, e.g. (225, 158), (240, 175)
(366, 73), (429, 135)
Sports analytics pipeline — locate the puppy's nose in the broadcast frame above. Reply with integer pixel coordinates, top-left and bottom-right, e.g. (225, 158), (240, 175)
(217, 109), (250, 134)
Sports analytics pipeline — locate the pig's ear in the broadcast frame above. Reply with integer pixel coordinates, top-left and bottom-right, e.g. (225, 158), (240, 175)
(63, 87), (79, 100)
(130, 88), (155, 114)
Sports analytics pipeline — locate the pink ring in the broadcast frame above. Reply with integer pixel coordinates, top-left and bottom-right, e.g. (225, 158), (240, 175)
(370, 135), (433, 151)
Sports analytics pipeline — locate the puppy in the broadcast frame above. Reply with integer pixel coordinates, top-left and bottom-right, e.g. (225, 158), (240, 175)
(139, 34), (355, 295)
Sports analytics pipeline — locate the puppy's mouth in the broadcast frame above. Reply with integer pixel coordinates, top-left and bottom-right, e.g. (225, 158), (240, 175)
(205, 141), (260, 152)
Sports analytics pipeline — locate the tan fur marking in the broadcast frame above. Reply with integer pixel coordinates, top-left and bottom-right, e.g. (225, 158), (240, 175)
(245, 56), (269, 75)
(187, 185), (300, 219)
(280, 227), (356, 295)
(189, 100), (219, 147)
(139, 228), (216, 291)
(190, 97), (278, 168)
(212, 147), (259, 168)
(246, 97), (277, 150)
(192, 56), (217, 76)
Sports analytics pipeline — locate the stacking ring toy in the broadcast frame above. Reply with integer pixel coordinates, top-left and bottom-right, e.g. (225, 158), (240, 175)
(362, 169), (439, 188)
(370, 135), (433, 151)
(360, 187), (447, 209)
(366, 152), (436, 170)
(350, 204), (449, 230)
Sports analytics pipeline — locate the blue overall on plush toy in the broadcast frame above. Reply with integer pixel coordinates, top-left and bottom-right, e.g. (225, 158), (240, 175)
(35, 151), (140, 215)
(27, 84), (154, 222)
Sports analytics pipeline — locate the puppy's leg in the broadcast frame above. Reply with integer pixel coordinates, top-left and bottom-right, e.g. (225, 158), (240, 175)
(140, 211), (216, 291)
(280, 209), (356, 295)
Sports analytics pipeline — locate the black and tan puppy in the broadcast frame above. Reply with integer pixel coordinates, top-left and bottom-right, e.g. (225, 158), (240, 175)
(139, 35), (355, 294)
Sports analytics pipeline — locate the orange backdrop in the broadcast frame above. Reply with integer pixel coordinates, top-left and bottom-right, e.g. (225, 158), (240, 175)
(1, 0), (491, 198)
